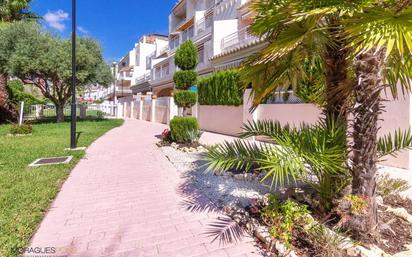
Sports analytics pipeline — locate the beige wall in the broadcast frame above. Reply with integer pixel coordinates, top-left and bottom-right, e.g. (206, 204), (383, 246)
(379, 93), (411, 169)
(198, 105), (244, 136)
(256, 104), (322, 127)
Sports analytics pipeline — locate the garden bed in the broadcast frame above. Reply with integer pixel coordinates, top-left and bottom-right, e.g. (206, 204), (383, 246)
(160, 144), (412, 257)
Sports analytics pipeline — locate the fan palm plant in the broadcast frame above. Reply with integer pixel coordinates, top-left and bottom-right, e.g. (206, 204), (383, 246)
(205, 117), (351, 213)
(236, 0), (412, 233)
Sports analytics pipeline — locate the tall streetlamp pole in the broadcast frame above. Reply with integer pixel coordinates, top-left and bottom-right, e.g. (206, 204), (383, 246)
(70, 0), (77, 149)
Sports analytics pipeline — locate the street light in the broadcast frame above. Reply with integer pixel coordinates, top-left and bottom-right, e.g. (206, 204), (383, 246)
(70, 0), (77, 149)
(112, 62), (117, 105)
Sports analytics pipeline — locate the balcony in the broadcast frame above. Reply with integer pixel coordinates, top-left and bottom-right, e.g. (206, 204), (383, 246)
(221, 26), (259, 52)
(119, 71), (134, 80)
(195, 15), (213, 38)
(135, 72), (151, 85)
(158, 45), (168, 56)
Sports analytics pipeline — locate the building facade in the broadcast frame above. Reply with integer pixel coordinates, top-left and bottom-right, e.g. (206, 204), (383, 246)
(149, 0), (262, 97)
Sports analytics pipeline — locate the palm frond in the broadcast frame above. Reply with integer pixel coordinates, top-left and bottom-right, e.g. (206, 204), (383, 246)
(203, 139), (269, 174)
(345, 6), (412, 58)
(240, 119), (290, 139)
(205, 217), (246, 245)
(378, 128), (412, 158)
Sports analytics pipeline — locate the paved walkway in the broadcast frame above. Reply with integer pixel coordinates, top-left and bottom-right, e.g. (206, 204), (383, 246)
(29, 119), (263, 257)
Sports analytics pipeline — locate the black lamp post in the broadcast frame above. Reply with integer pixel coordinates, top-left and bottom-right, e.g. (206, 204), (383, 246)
(70, 0), (77, 149)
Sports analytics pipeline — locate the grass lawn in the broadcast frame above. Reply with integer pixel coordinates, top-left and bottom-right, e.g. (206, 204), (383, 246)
(0, 119), (123, 257)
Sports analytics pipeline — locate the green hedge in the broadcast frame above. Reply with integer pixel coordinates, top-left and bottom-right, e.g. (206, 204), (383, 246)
(174, 90), (198, 108)
(198, 70), (243, 106)
(173, 70), (198, 90)
(174, 40), (198, 70)
(170, 116), (199, 143)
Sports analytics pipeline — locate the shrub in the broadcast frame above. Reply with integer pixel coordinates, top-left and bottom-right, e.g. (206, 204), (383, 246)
(377, 174), (410, 197)
(174, 40), (198, 70)
(96, 110), (105, 119)
(174, 91), (197, 109)
(198, 70), (243, 106)
(170, 116), (200, 143)
(7, 80), (45, 108)
(10, 123), (32, 135)
(262, 195), (310, 247)
(173, 70), (198, 90)
(161, 129), (172, 143)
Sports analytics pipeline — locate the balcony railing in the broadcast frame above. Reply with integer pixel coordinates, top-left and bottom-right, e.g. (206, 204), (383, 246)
(119, 71), (133, 80)
(196, 15), (213, 35)
(221, 26), (258, 52)
(135, 72), (151, 85)
(158, 45), (168, 55)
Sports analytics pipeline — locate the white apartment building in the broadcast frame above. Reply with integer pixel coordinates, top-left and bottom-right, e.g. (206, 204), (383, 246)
(103, 34), (169, 102)
(148, 0), (263, 97)
(97, 0), (261, 100)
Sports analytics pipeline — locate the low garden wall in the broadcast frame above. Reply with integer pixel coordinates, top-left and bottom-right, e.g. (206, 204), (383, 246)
(198, 105), (244, 136)
(155, 97), (169, 124)
(142, 98), (152, 121)
(256, 104), (321, 127)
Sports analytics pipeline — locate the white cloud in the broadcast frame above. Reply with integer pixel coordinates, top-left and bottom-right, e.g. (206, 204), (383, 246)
(43, 10), (69, 32)
(77, 26), (89, 34)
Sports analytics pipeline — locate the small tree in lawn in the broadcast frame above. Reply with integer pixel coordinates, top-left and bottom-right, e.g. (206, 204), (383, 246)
(4, 23), (112, 122)
(173, 40), (198, 116)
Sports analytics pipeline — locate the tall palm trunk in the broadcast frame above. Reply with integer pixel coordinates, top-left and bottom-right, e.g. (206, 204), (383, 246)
(0, 73), (17, 123)
(350, 49), (385, 234)
(324, 20), (350, 123)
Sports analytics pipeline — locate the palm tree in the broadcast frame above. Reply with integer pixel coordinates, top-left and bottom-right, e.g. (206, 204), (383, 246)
(0, 0), (36, 123)
(344, 2), (412, 232)
(206, 0), (412, 234)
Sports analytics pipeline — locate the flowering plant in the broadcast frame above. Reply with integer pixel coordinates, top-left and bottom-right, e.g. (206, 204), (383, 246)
(161, 129), (172, 143)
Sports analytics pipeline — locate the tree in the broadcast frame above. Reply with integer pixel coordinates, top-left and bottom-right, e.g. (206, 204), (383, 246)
(173, 40), (198, 116)
(208, 0), (412, 234)
(0, 0), (36, 22)
(2, 22), (112, 122)
(0, 0), (36, 123)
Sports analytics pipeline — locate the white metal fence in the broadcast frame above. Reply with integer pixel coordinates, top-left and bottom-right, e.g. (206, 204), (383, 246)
(22, 103), (117, 121)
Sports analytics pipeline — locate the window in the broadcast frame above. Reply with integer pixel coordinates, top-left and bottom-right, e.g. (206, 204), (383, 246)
(170, 36), (180, 49)
(198, 45), (204, 64)
(163, 63), (170, 76)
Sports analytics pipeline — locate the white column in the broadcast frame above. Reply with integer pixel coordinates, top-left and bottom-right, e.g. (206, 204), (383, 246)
(168, 97), (178, 123)
(243, 89), (258, 139)
(192, 103), (199, 119)
(35, 105), (44, 119)
(131, 101), (135, 119)
(123, 103), (127, 118)
(151, 98), (156, 122)
(139, 98), (143, 120)
(117, 103), (123, 118)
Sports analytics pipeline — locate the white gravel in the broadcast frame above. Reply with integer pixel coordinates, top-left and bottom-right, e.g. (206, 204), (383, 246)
(161, 145), (412, 209)
(161, 146), (271, 209)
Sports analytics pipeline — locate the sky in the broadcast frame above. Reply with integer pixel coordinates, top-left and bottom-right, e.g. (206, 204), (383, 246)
(30, 0), (176, 61)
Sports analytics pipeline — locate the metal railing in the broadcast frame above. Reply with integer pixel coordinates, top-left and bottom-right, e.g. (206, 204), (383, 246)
(135, 72), (151, 85)
(158, 45), (168, 55)
(196, 15), (213, 35)
(22, 103), (117, 121)
(221, 26), (258, 52)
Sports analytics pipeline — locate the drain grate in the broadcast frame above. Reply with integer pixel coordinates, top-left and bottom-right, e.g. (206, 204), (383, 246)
(29, 156), (73, 167)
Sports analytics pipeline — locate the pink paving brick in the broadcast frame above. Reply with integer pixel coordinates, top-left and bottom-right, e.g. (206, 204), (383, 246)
(28, 119), (264, 257)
